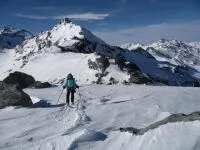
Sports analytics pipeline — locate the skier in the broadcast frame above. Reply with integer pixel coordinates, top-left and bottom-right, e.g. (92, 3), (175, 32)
(63, 73), (79, 105)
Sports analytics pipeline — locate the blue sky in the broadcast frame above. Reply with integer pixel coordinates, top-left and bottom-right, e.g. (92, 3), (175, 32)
(0, 0), (200, 45)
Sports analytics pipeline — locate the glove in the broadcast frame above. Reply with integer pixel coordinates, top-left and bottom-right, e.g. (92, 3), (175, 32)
(63, 86), (66, 89)
(76, 85), (79, 88)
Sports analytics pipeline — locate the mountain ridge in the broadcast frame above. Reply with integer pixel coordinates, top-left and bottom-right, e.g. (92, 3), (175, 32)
(0, 25), (33, 50)
(0, 20), (200, 86)
(121, 39), (200, 66)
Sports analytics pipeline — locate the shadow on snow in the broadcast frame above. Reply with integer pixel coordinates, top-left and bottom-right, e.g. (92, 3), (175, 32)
(32, 100), (65, 108)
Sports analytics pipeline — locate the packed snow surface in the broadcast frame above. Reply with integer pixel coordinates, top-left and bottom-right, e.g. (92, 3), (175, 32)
(0, 84), (200, 150)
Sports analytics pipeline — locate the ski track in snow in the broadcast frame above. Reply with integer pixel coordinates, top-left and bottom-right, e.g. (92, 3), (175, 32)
(1, 85), (200, 149)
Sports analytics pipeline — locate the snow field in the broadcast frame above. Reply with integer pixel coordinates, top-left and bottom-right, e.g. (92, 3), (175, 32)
(1, 85), (200, 149)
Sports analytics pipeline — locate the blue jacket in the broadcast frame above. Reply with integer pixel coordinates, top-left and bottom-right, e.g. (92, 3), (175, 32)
(63, 78), (77, 89)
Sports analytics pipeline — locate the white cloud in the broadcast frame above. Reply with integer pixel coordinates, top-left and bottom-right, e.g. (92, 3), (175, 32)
(14, 14), (50, 20)
(93, 21), (200, 45)
(53, 13), (109, 20)
(14, 13), (109, 20)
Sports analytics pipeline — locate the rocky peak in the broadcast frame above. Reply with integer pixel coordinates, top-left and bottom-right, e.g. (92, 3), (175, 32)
(60, 17), (72, 24)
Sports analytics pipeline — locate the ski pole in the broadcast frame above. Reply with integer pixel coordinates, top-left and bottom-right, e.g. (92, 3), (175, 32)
(78, 88), (81, 101)
(76, 88), (81, 109)
(56, 89), (64, 104)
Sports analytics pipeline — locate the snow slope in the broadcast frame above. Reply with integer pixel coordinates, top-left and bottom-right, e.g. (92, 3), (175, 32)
(0, 85), (200, 150)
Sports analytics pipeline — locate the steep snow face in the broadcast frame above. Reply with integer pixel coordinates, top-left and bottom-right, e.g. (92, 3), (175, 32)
(0, 26), (33, 50)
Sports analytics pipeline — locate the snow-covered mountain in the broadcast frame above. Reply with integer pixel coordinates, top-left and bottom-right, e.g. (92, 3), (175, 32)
(121, 43), (145, 51)
(187, 41), (200, 49)
(15, 18), (123, 61)
(0, 25), (33, 50)
(0, 19), (200, 86)
(122, 39), (200, 66)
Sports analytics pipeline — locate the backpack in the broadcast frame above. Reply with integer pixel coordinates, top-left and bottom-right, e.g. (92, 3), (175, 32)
(66, 78), (76, 88)
(66, 73), (76, 88)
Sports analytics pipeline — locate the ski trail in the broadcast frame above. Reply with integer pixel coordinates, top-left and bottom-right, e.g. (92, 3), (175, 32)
(36, 90), (93, 150)
(61, 90), (109, 150)
(0, 87), (106, 150)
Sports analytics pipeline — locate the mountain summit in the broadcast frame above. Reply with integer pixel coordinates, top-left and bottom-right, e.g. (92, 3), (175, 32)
(16, 18), (106, 55)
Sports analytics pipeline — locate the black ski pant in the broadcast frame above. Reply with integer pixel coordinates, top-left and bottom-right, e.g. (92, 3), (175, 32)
(66, 88), (75, 104)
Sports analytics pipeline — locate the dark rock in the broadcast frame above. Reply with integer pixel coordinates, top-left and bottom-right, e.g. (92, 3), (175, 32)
(109, 77), (119, 85)
(88, 59), (99, 70)
(3, 71), (35, 89)
(32, 81), (52, 89)
(95, 72), (109, 84)
(119, 111), (200, 135)
(95, 56), (110, 73)
(58, 38), (97, 54)
(115, 55), (126, 71)
(88, 55), (110, 73)
(126, 62), (141, 73)
(61, 18), (72, 24)
(0, 81), (32, 109)
(132, 47), (155, 59)
(173, 65), (188, 75)
(122, 80), (131, 85)
(115, 54), (140, 73)
(119, 127), (140, 134)
(181, 80), (200, 87)
(129, 72), (152, 84)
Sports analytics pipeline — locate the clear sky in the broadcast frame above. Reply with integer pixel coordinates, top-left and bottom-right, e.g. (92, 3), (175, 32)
(0, 0), (200, 45)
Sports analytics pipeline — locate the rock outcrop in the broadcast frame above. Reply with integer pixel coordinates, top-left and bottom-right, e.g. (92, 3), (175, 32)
(0, 81), (32, 109)
(120, 111), (200, 135)
(3, 71), (35, 89)
(0, 71), (35, 108)
(31, 81), (52, 89)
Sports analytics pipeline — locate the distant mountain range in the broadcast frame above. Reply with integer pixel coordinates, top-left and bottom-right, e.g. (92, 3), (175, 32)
(0, 25), (33, 50)
(0, 19), (200, 86)
(121, 39), (200, 66)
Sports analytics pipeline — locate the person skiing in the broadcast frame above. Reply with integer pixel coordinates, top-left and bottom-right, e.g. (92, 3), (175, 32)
(63, 73), (79, 105)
